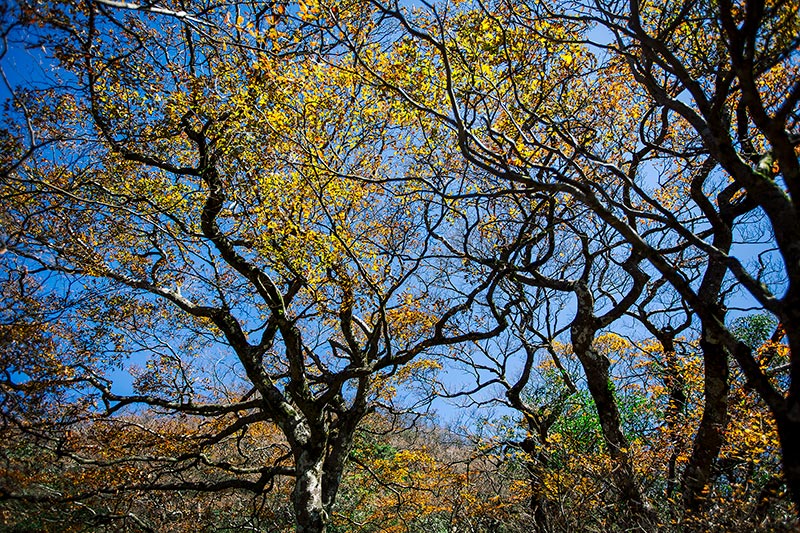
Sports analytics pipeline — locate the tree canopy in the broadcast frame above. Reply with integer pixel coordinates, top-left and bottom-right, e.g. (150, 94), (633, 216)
(1, 0), (798, 531)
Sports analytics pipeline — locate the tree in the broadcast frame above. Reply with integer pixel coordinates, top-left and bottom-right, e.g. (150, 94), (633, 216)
(432, 190), (656, 524)
(0, 2), (509, 532)
(589, 2), (800, 513)
(337, 0), (799, 515)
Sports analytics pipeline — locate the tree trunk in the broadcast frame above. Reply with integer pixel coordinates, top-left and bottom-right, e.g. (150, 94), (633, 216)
(576, 344), (652, 524)
(520, 436), (550, 532)
(661, 339), (687, 501)
(681, 332), (729, 516)
(776, 400), (800, 515)
(293, 448), (327, 533)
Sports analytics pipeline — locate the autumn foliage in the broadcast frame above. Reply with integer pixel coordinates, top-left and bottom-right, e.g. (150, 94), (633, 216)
(1, 0), (798, 531)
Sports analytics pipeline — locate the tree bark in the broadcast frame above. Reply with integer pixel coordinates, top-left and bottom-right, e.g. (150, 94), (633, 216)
(660, 335), (687, 501)
(573, 338), (653, 525)
(520, 436), (550, 532)
(681, 332), (729, 515)
(293, 446), (327, 533)
(775, 400), (800, 515)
